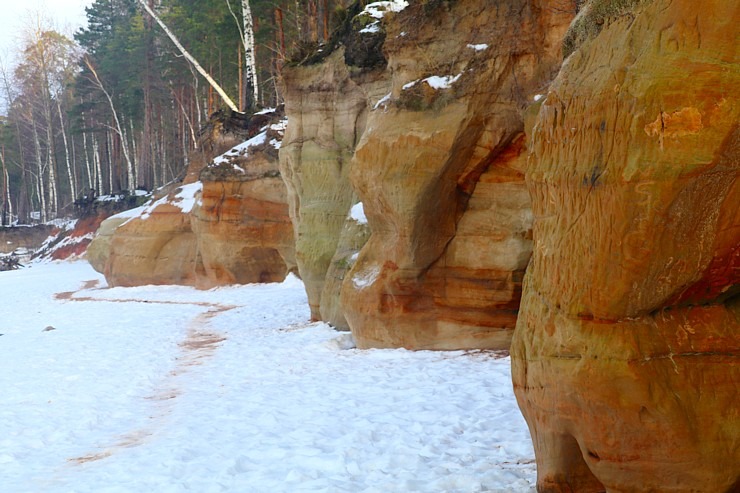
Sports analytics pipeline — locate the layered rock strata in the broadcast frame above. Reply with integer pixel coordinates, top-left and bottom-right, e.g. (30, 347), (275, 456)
(193, 127), (296, 286)
(88, 182), (202, 287)
(89, 111), (295, 288)
(279, 49), (389, 321)
(0, 225), (54, 254)
(319, 202), (371, 329)
(340, 0), (574, 349)
(511, 0), (740, 490)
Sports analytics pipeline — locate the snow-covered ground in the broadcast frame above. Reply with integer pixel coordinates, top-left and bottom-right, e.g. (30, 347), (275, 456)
(0, 261), (536, 492)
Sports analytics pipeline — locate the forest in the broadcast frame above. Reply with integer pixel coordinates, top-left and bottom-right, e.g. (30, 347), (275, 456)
(0, 0), (346, 225)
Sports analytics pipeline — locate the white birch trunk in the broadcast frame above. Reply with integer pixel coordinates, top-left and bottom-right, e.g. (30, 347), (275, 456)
(84, 57), (135, 191)
(0, 149), (7, 225)
(31, 120), (47, 222)
(107, 131), (114, 193)
(40, 92), (58, 217)
(3, 166), (11, 224)
(227, 0), (259, 110)
(82, 127), (94, 190)
(57, 99), (76, 201)
(92, 135), (103, 194)
(122, 120), (136, 189)
(242, 0), (259, 109)
(137, 0), (241, 113)
(44, 121), (58, 217)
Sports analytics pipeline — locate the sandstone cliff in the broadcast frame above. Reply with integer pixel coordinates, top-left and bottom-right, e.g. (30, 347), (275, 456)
(320, 202), (371, 329)
(511, 0), (740, 491)
(193, 119), (296, 286)
(279, 47), (389, 323)
(0, 225), (54, 255)
(336, 0), (574, 349)
(88, 182), (202, 287)
(88, 110), (295, 288)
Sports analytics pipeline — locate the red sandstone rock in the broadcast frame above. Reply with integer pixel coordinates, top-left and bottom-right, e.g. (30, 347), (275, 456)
(279, 50), (389, 321)
(89, 111), (295, 288)
(193, 137), (295, 287)
(512, 0), (740, 490)
(341, 0), (574, 349)
(95, 196), (201, 287)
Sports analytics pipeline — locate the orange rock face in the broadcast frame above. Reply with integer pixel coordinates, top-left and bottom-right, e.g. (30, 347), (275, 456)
(89, 111), (295, 288)
(511, 0), (740, 490)
(94, 196), (201, 287)
(279, 50), (389, 321)
(193, 148), (295, 287)
(341, 0), (574, 349)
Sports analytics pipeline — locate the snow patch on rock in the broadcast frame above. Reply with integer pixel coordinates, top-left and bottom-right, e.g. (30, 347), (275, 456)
(352, 264), (380, 289)
(424, 73), (462, 90)
(349, 202), (367, 224)
(361, 0), (409, 19)
(212, 131), (268, 168)
(359, 21), (381, 34)
(402, 73), (462, 91)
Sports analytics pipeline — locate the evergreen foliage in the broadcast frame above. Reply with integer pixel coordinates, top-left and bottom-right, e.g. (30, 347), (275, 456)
(0, 0), (350, 224)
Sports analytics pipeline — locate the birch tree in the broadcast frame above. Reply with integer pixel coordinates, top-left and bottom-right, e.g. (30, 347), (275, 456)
(135, 0), (241, 113)
(240, 0), (259, 110)
(227, 0), (259, 111)
(0, 142), (10, 225)
(83, 56), (135, 191)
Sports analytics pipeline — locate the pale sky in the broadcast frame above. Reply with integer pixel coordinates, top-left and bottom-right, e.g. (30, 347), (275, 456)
(0, 0), (93, 64)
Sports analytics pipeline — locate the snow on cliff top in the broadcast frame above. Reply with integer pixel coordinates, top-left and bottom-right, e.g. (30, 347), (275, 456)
(108, 181), (203, 226)
(362, 0), (409, 19)
(358, 0), (409, 34)
(211, 118), (288, 173)
(104, 113), (288, 227)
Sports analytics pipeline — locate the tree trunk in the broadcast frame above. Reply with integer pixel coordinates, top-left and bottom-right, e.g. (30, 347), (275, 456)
(322, 0), (329, 41)
(241, 0), (259, 111)
(92, 134), (103, 195)
(3, 165), (11, 225)
(0, 144), (7, 225)
(44, 116), (58, 217)
(136, 0), (240, 113)
(308, 0), (318, 42)
(84, 57), (135, 192)
(141, 0), (156, 191)
(81, 117), (94, 190)
(129, 119), (139, 189)
(57, 99), (76, 203)
(31, 117), (47, 222)
(106, 130), (114, 194)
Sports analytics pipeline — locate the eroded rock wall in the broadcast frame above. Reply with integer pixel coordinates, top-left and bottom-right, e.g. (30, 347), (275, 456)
(340, 0), (574, 349)
(193, 140), (295, 287)
(95, 197), (201, 287)
(511, 0), (740, 490)
(320, 204), (371, 329)
(0, 225), (54, 254)
(279, 49), (389, 321)
(89, 111), (295, 288)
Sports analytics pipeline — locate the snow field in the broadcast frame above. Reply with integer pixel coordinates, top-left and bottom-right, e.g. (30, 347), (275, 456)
(0, 261), (536, 492)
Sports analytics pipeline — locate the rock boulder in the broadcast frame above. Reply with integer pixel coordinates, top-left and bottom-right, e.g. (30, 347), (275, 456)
(341, 0), (574, 349)
(511, 0), (740, 490)
(89, 111), (295, 288)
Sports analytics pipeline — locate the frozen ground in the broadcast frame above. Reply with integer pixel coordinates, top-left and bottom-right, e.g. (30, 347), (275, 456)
(0, 261), (536, 492)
